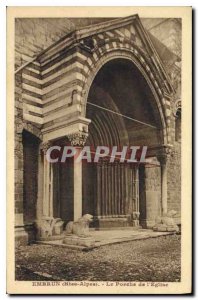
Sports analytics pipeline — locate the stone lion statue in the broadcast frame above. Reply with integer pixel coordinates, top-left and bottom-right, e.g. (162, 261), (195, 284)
(65, 214), (93, 237)
(153, 210), (179, 232)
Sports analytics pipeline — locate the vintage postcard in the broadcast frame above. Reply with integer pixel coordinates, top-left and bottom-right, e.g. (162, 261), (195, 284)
(7, 6), (192, 294)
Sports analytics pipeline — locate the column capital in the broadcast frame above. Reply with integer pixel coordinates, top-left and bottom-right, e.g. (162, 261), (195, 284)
(40, 141), (52, 154)
(67, 132), (88, 147)
(157, 145), (172, 165)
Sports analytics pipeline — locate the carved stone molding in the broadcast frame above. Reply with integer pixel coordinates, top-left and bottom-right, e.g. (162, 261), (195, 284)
(173, 99), (181, 117)
(157, 146), (172, 165)
(40, 141), (52, 154)
(67, 132), (88, 147)
(79, 37), (95, 53)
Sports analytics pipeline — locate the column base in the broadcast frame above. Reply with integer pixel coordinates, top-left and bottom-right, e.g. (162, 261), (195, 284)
(35, 217), (64, 241)
(93, 216), (130, 228)
(140, 219), (156, 229)
(15, 226), (28, 247)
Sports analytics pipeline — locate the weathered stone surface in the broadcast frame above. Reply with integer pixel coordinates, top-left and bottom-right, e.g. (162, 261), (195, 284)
(63, 214), (95, 247)
(14, 16), (181, 246)
(95, 218), (129, 228)
(15, 227), (28, 247)
(65, 214), (93, 237)
(35, 217), (64, 240)
(167, 145), (181, 223)
(63, 235), (95, 248)
(153, 210), (179, 232)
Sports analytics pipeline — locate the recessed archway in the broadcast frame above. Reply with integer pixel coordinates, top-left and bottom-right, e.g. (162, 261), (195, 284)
(86, 58), (164, 147)
(82, 58), (163, 227)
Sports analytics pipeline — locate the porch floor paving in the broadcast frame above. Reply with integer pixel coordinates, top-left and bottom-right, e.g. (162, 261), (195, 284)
(37, 229), (174, 250)
(89, 229), (173, 246)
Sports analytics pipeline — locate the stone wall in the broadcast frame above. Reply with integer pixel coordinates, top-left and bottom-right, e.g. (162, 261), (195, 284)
(15, 18), (110, 68)
(15, 134), (23, 217)
(14, 16), (182, 243)
(166, 94), (181, 223)
(15, 68), (42, 245)
(141, 18), (181, 57)
(15, 72), (24, 224)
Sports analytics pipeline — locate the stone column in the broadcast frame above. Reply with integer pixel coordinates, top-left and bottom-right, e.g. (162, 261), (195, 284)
(161, 158), (168, 215)
(107, 162), (111, 216)
(35, 142), (65, 240)
(96, 161), (102, 217)
(158, 155), (168, 216)
(157, 147), (171, 216)
(132, 165), (140, 226)
(15, 132), (28, 246)
(101, 160), (105, 216)
(41, 141), (53, 218)
(36, 144), (44, 220)
(104, 161), (108, 216)
(67, 132), (88, 221)
(114, 161), (118, 216)
(111, 163), (115, 216)
(117, 163), (121, 215)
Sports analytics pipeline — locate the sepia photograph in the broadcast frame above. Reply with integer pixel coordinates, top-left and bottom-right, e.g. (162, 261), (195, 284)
(6, 6), (192, 294)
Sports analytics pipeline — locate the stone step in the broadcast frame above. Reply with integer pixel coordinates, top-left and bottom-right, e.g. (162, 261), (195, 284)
(90, 226), (142, 231)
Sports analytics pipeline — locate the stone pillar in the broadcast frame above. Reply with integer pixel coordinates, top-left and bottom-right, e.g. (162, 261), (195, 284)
(132, 165), (140, 227)
(67, 132), (88, 221)
(161, 159), (168, 215)
(114, 161), (118, 216)
(101, 160), (105, 216)
(107, 162), (111, 216)
(15, 132), (28, 246)
(157, 147), (172, 216)
(35, 142), (65, 241)
(36, 144), (44, 220)
(104, 161), (108, 215)
(157, 155), (168, 216)
(124, 163), (129, 216)
(74, 146), (82, 221)
(111, 163), (115, 216)
(117, 163), (121, 215)
(96, 161), (102, 217)
(41, 142), (53, 218)
(139, 157), (161, 228)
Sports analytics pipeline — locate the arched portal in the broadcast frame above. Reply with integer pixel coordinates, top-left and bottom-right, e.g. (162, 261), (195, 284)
(83, 58), (163, 228)
(81, 47), (170, 146)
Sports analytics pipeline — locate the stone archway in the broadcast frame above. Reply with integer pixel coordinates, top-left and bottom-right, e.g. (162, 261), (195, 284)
(15, 14), (178, 245)
(80, 46), (170, 146)
(83, 57), (165, 228)
(83, 78), (130, 227)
